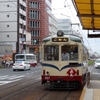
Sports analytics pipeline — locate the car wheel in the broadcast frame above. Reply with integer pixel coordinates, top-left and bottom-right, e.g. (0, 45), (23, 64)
(34, 64), (35, 67)
(24, 66), (26, 71)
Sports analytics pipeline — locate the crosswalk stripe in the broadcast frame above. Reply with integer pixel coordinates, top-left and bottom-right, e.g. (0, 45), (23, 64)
(0, 75), (25, 85)
(8, 75), (25, 80)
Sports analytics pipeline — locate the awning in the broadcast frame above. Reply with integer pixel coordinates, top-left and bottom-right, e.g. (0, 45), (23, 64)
(72, 0), (100, 30)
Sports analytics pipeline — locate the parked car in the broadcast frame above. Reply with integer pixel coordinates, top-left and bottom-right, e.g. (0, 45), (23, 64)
(94, 59), (100, 69)
(12, 61), (30, 71)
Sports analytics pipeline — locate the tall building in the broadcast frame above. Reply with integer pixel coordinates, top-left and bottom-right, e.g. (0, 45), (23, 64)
(57, 19), (72, 34)
(26, 0), (52, 54)
(0, 0), (27, 60)
(51, 15), (58, 35)
(0, 0), (53, 61)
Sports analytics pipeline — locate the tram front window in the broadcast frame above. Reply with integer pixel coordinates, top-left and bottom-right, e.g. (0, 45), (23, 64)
(61, 45), (78, 61)
(44, 45), (59, 61)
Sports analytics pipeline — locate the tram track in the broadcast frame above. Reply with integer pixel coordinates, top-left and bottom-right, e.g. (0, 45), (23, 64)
(0, 73), (40, 89)
(23, 87), (82, 100)
(0, 74), (41, 99)
(0, 74), (83, 100)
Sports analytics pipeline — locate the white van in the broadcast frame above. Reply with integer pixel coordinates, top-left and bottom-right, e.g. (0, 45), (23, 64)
(15, 54), (37, 67)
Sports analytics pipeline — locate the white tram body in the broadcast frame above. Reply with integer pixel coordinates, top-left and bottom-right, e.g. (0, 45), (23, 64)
(41, 30), (89, 89)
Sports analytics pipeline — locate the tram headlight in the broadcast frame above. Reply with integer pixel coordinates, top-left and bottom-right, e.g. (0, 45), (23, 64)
(63, 38), (67, 42)
(58, 38), (62, 41)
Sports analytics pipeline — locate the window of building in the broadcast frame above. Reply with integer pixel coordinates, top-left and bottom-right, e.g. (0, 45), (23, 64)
(31, 30), (39, 36)
(7, 5), (9, 7)
(7, 15), (9, 17)
(29, 21), (39, 28)
(29, 10), (39, 19)
(29, 2), (39, 8)
(7, 25), (9, 27)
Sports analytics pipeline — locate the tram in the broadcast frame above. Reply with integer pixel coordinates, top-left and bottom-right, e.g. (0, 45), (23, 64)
(41, 30), (90, 89)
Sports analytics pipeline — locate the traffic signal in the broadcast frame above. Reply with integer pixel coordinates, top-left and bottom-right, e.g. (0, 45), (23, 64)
(34, 39), (39, 44)
(34, 39), (37, 43)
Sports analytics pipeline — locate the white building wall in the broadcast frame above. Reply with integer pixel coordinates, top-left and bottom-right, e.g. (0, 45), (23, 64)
(0, 0), (17, 42)
(46, 0), (52, 35)
(0, 1), (17, 11)
(0, 12), (17, 22)
(45, 0), (51, 8)
(0, 0), (27, 55)
(57, 19), (72, 34)
(51, 15), (58, 34)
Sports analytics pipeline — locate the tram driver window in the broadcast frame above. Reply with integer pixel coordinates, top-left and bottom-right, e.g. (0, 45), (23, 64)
(61, 45), (78, 61)
(44, 45), (59, 61)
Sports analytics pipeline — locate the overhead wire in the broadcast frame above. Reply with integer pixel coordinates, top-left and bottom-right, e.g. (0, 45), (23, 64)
(64, 0), (93, 52)
(0, 4), (17, 8)
(0, 1), (17, 15)
(8, 0), (17, 6)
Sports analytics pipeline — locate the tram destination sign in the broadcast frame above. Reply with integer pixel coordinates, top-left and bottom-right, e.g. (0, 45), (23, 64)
(52, 38), (69, 42)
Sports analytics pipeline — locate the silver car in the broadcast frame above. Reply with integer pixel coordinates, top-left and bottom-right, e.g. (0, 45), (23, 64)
(94, 59), (100, 69)
(12, 61), (30, 71)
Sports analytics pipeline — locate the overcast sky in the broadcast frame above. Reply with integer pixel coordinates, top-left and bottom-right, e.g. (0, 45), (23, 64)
(52, 0), (100, 54)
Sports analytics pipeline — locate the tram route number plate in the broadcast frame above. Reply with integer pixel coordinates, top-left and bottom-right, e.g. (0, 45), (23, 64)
(45, 77), (50, 80)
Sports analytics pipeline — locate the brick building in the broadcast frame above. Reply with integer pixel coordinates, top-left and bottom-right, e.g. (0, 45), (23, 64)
(26, 0), (52, 54)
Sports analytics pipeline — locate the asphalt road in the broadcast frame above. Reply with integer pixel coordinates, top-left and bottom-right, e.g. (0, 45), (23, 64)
(0, 64), (42, 85)
(90, 65), (100, 80)
(0, 63), (100, 86)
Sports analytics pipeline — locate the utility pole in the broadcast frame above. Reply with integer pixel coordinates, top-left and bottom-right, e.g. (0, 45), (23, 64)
(16, 0), (19, 54)
(21, 23), (24, 54)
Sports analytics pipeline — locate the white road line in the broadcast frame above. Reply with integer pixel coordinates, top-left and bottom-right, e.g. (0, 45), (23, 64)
(0, 75), (25, 85)
(0, 79), (21, 85)
(92, 72), (100, 75)
(8, 75), (25, 80)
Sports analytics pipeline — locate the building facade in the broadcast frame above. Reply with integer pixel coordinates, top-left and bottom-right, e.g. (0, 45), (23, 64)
(51, 15), (58, 35)
(0, 0), (55, 61)
(0, 0), (28, 61)
(57, 19), (72, 34)
(26, 0), (52, 54)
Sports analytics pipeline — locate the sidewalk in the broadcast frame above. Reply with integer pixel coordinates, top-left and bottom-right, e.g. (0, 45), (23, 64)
(80, 80), (100, 100)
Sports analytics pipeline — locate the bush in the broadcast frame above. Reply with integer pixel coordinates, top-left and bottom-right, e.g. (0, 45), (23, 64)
(0, 65), (4, 68)
(88, 60), (95, 66)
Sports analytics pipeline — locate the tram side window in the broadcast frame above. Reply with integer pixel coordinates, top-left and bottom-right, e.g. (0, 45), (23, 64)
(61, 45), (78, 61)
(44, 45), (59, 61)
(83, 47), (88, 61)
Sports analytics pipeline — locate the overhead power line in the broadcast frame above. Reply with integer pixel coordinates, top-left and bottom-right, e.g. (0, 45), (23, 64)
(63, 0), (93, 52)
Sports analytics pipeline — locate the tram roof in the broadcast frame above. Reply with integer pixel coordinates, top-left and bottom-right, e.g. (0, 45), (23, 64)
(72, 0), (100, 30)
(42, 34), (83, 43)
